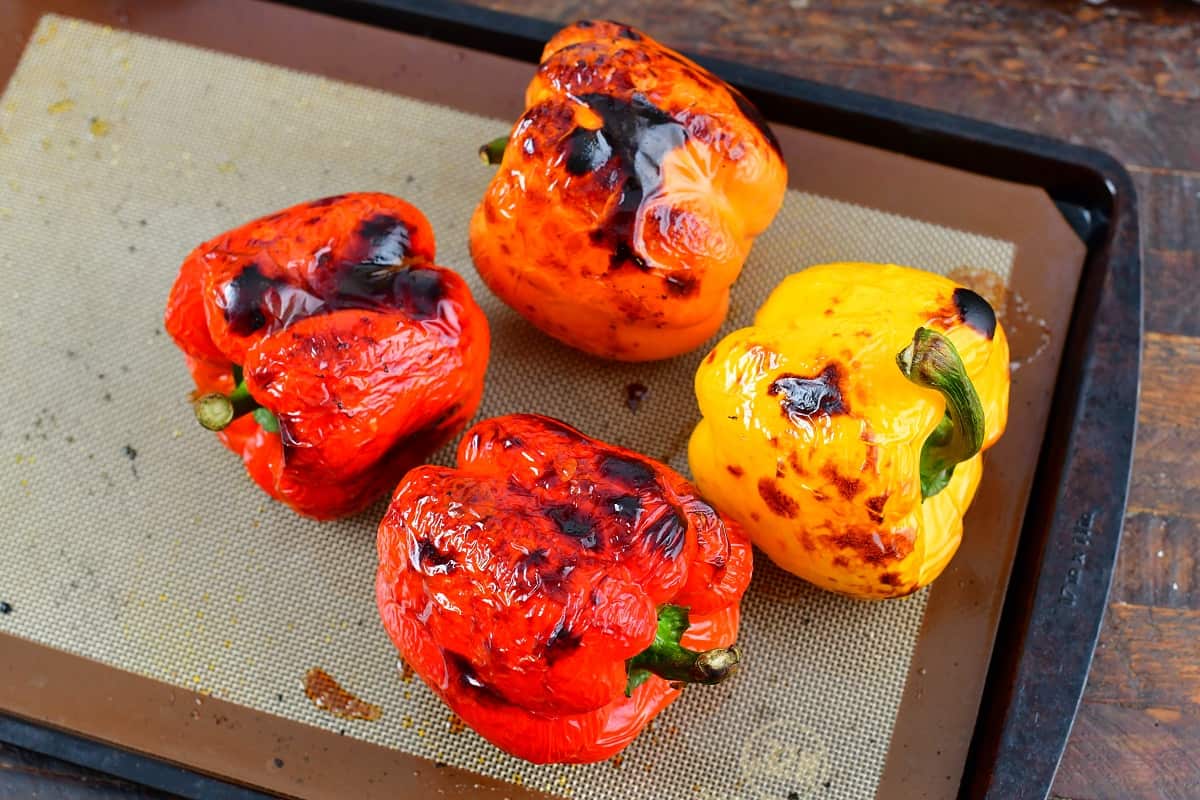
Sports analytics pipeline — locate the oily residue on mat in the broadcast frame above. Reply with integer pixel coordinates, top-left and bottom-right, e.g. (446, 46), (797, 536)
(303, 668), (383, 721)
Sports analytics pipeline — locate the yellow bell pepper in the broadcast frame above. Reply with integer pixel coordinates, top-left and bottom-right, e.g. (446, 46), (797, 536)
(688, 263), (1010, 599)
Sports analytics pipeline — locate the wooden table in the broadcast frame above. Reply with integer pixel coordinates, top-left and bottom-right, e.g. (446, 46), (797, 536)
(3, 1), (1196, 798)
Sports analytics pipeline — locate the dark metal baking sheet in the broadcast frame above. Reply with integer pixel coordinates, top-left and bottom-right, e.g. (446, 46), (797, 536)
(1, 2), (1140, 798)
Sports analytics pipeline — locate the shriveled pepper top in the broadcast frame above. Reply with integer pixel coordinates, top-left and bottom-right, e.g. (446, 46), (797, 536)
(471, 20), (787, 361)
(164, 193), (490, 519)
(689, 263), (1010, 598)
(377, 414), (752, 763)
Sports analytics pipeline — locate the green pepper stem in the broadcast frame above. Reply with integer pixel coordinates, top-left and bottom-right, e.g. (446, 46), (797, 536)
(626, 605), (741, 695)
(194, 379), (259, 431)
(896, 327), (986, 499)
(478, 136), (508, 165)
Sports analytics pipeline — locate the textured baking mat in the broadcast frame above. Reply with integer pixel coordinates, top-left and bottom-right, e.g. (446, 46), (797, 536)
(0, 16), (1017, 800)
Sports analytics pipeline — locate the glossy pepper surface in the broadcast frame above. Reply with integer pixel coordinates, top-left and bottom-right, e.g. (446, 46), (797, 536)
(470, 20), (788, 362)
(164, 193), (490, 519)
(376, 414), (752, 763)
(689, 263), (1010, 599)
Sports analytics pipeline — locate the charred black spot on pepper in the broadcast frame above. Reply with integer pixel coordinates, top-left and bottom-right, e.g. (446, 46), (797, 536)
(545, 620), (584, 662)
(726, 464), (744, 477)
(447, 653), (501, 701)
(417, 540), (456, 574)
(565, 127), (613, 175)
(357, 214), (413, 266)
(335, 264), (445, 320)
(610, 494), (641, 520)
(880, 572), (902, 586)
(615, 26), (643, 41)
(665, 273), (698, 297)
(600, 454), (657, 489)
(769, 364), (848, 423)
(223, 264), (279, 335)
(611, 240), (649, 271)
(952, 287), (997, 339)
(521, 547), (550, 566)
(546, 505), (601, 549)
(726, 85), (783, 157)
(642, 511), (688, 558)
(569, 93), (687, 271)
(308, 194), (345, 208)
(539, 559), (578, 596)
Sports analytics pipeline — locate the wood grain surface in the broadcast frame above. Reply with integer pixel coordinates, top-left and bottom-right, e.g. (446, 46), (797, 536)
(2, 1), (1197, 798)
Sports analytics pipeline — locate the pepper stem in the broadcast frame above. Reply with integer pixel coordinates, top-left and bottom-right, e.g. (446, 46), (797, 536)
(625, 605), (741, 695)
(896, 327), (986, 499)
(478, 136), (508, 165)
(194, 379), (259, 431)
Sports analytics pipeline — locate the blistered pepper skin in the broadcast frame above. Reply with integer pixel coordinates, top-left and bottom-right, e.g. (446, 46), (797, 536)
(689, 264), (1010, 599)
(470, 20), (787, 362)
(376, 414), (752, 763)
(164, 193), (490, 519)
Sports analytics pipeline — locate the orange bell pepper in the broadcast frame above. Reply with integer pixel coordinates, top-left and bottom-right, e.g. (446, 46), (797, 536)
(471, 20), (787, 361)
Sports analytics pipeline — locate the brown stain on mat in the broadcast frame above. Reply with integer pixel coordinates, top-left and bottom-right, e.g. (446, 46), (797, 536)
(303, 668), (382, 721)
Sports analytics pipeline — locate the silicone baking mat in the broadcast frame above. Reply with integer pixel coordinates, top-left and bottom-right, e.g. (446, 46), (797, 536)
(0, 13), (1081, 800)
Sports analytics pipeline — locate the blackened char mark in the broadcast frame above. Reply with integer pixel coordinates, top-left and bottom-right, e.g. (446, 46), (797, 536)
(446, 653), (503, 703)
(570, 93), (687, 271)
(727, 86), (783, 157)
(610, 494), (641, 520)
(546, 504), (601, 549)
(223, 264), (280, 335)
(665, 273), (698, 297)
(768, 364), (848, 424)
(545, 620), (583, 662)
(307, 194), (346, 208)
(599, 454), (658, 490)
(333, 214), (446, 320)
(335, 264), (445, 320)
(416, 540), (456, 575)
(952, 287), (997, 340)
(358, 214), (412, 266)
(565, 127), (613, 175)
(641, 510), (688, 559)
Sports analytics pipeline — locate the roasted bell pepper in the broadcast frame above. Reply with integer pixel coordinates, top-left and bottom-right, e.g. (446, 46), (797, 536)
(470, 20), (787, 362)
(689, 263), (1010, 599)
(376, 414), (752, 763)
(164, 193), (490, 519)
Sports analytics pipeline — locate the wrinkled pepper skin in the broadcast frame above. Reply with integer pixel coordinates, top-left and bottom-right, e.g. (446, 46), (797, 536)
(376, 414), (752, 763)
(470, 20), (787, 362)
(164, 193), (490, 519)
(689, 264), (1010, 599)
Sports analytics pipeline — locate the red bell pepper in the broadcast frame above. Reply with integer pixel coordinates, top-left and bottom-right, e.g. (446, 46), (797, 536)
(164, 192), (490, 519)
(376, 414), (752, 763)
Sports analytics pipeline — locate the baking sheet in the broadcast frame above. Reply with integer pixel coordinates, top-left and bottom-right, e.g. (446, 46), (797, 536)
(0, 11), (1084, 800)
